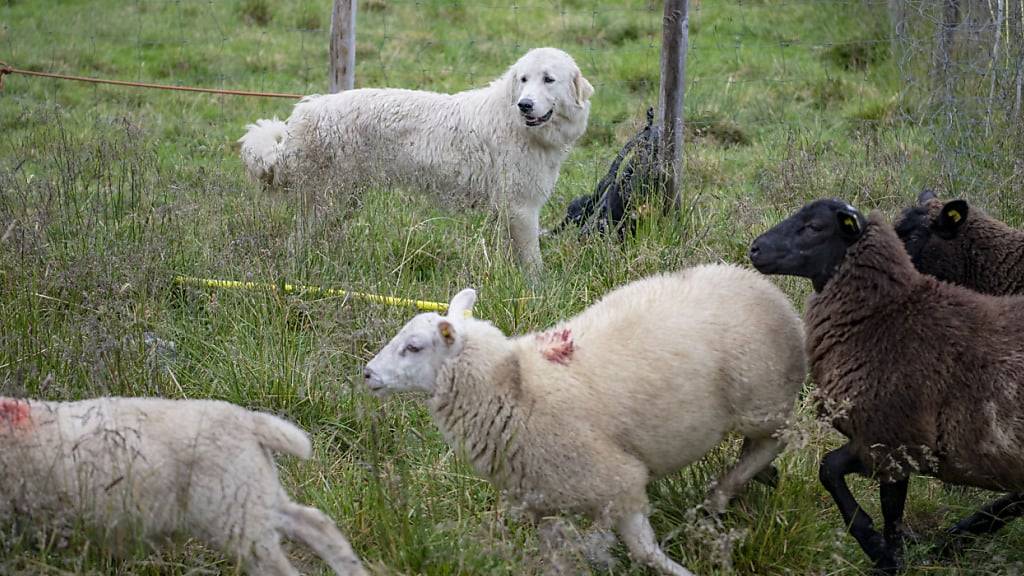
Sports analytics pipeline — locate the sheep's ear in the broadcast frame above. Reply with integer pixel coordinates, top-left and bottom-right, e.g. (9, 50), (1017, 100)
(437, 320), (457, 346)
(573, 70), (594, 106)
(836, 209), (863, 240)
(918, 189), (937, 204)
(935, 200), (968, 238)
(447, 288), (476, 318)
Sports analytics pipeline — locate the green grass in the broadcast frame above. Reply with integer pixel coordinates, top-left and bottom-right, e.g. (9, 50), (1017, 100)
(1, 0), (1022, 574)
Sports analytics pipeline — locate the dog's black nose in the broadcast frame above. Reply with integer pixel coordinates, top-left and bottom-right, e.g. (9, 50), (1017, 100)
(518, 99), (534, 113)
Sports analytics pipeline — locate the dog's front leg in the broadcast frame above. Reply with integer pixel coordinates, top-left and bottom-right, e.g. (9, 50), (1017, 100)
(508, 207), (544, 276)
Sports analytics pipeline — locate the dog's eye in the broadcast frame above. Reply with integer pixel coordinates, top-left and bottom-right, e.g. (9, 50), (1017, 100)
(543, 75), (555, 84)
(521, 76), (528, 83)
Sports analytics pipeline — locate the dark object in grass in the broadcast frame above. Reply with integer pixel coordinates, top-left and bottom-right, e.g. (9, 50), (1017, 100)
(896, 189), (1024, 295)
(750, 199), (1024, 574)
(548, 107), (660, 241)
(824, 39), (888, 71)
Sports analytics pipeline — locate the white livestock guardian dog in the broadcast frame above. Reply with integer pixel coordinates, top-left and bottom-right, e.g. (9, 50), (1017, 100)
(238, 47), (593, 272)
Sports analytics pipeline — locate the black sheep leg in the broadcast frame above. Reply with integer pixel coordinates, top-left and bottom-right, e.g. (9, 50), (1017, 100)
(819, 444), (900, 573)
(947, 492), (1024, 537)
(880, 478), (910, 546)
(879, 478), (913, 568)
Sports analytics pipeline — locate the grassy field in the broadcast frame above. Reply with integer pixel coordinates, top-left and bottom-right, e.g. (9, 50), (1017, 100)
(1, 0), (1022, 574)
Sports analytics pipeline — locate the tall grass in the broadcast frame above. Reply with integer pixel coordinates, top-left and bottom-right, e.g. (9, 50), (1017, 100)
(1, 0), (1021, 574)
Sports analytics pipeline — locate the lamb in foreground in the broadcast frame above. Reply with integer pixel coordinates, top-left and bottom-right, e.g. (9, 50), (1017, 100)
(750, 199), (1024, 574)
(0, 396), (366, 576)
(363, 264), (807, 576)
(896, 189), (1024, 295)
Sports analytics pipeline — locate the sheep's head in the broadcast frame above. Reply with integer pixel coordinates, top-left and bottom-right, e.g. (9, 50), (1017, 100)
(895, 190), (970, 282)
(363, 289), (477, 397)
(749, 199), (866, 292)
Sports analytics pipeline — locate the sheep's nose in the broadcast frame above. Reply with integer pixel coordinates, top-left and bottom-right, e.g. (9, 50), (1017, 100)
(518, 99), (534, 113)
(363, 367), (373, 381)
(748, 240), (761, 261)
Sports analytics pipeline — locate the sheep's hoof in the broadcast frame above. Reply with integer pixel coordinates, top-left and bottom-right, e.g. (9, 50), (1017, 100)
(885, 524), (922, 548)
(933, 531), (967, 558)
(754, 465), (779, 488)
(871, 550), (903, 575)
(700, 494), (730, 518)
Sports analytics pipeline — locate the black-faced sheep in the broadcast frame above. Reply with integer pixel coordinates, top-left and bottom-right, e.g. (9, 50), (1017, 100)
(363, 264), (807, 576)
(0, 397), (366, 576)
(749, 199), (1024, 574)
(896, 189), (1024, 295)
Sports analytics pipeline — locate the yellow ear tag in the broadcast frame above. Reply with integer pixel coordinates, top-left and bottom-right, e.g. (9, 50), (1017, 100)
(947, 209), (961, 223)
(440, 324), (451, 339)
(843, 217), (855, 229)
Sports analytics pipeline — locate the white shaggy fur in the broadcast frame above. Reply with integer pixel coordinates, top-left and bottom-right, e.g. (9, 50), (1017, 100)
(0, 397), (366, 576)
(364, 264), (807, 576)
(238, 47), (593, 271)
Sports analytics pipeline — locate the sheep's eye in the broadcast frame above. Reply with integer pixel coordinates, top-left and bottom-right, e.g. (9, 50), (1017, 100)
(521, 76), (528, 83)
(404, 343), (422, 354)
(543, 75), (555, 84)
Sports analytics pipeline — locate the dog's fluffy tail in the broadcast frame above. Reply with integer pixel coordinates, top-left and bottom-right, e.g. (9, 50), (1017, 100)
(238, 118), (288, 185)
(251, 411), (313, 459)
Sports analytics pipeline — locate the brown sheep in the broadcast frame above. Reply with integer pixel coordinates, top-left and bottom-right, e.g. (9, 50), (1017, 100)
(750, 198), (1024, 574)
(896, 189), (1024, 295)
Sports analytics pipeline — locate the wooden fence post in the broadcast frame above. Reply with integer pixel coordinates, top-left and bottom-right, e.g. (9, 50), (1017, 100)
(657, 0), (689, 212)
(329, 0), (356, 92)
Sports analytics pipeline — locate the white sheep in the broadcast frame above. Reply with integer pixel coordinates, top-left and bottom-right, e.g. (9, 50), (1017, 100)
(364, 264), (807, 576)
(0, 396), (367, 576)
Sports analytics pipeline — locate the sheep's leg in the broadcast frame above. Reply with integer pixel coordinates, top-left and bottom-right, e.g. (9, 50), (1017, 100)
(243, 531), (301, 576)
(753, 465), (780, 488)
(743, 437), (780, 487)
(281, 503), (368, 576)
(946, 492), (1024, 538)
(537, 516), (586, 574)
(880, 478), (911, 546)
(819, 444), (900, 574)
(616, 511), (695, 576)
(704, 436), (783, 515)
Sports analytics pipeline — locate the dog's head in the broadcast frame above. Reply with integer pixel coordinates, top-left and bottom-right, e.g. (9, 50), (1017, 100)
(508, 48), (593, 136)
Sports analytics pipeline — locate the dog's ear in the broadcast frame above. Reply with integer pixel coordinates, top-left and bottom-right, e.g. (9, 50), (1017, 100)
(506, 68), (520, 103)
(573, 70), (594, 106)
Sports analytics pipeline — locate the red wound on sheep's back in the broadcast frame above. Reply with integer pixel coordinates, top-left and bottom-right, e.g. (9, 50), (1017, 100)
(0, 399), (31, 429)
(536, 328), (574, 365)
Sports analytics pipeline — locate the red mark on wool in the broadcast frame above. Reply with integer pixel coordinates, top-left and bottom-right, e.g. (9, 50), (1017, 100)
(536, 328), (574, 365)
(0, 399), (31, 429)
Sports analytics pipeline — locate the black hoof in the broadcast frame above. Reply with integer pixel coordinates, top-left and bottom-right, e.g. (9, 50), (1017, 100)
(885, 525), (921, 548)
(934, 530), (966, 558)
(871, 552), (903, 575)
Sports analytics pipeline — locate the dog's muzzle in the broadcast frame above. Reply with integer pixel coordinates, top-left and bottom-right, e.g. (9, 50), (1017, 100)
(518, 98), (553, 126)
(523, 109), (553, 127)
